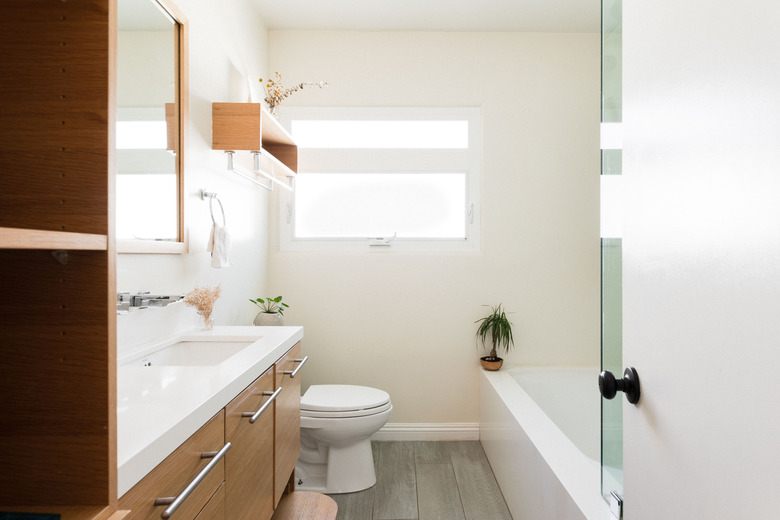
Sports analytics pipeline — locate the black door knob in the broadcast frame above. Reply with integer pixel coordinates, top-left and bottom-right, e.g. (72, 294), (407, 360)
(599, 367), (640, 404)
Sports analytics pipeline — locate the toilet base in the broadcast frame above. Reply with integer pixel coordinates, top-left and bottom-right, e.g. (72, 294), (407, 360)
(295, 437), (377, 494)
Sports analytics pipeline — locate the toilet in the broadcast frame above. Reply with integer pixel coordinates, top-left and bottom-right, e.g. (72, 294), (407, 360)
(295, 384), (392, 494)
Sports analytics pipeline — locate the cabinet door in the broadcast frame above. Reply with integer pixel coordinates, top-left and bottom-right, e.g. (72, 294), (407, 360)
(274, 342), (303, 505)
(119, 411), (226, 520)
(225, 367), (275, 520)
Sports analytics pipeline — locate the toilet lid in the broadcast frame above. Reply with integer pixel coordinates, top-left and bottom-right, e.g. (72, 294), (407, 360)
(300, 385), (391, 413)
(300, 401), (393, 419)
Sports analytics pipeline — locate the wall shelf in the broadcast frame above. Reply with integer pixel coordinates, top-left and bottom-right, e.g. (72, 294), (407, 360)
(0, 227), (108, 251)
(211, 103), (298, 178)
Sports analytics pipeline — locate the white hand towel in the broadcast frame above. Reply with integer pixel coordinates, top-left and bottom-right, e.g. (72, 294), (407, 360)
(206, 223), (231, 268)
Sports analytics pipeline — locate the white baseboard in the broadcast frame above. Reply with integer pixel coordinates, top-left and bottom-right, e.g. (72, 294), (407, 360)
(371, 422), (480, 441)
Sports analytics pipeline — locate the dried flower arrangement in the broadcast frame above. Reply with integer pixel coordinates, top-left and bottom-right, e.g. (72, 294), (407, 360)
(184, 285), (221, 330)
(259, 72), (327, 116)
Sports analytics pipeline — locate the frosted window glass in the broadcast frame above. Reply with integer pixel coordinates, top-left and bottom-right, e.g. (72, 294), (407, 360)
(291, 120), (468, 149)
(116, 173), (178, 240)
(295, 173), (466, 238)
(116, 120), (167, 149)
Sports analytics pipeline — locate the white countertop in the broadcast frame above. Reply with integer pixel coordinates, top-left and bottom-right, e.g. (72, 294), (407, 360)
(117, 325), (304, 497)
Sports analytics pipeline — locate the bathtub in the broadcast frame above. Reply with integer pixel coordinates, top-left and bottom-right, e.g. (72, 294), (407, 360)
(480, 367), (612, 520)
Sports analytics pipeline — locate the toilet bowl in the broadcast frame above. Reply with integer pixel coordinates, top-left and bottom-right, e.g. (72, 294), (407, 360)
(295, 384), (392, 494)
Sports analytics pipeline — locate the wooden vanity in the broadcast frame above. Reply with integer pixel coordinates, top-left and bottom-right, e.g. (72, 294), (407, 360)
(119, 342), (303, 520)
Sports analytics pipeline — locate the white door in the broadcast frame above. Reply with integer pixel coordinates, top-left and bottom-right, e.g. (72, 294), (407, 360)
(622, 1), (780, 518)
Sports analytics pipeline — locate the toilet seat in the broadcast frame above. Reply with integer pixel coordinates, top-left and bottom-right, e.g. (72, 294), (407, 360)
(301, 401), (392, 418)
(301, 385), (391, 418)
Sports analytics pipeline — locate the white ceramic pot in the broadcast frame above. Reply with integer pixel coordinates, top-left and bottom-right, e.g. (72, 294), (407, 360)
(253, 312), (284, 326)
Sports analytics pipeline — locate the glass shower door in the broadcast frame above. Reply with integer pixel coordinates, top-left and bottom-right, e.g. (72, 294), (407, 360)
(601, 0), (623, 506)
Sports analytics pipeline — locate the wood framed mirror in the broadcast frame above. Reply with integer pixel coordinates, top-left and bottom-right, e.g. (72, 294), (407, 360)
(116, 0), (187, 253)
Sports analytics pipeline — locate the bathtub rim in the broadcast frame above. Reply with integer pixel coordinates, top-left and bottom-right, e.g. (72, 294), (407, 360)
(480, 367), (611, 520)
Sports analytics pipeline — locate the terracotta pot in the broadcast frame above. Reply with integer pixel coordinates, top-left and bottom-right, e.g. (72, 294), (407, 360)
(480, 356), (503, 371)
(253, 312), (284, 326)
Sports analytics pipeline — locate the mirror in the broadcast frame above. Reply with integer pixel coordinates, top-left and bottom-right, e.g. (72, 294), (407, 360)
(116, 0), (187, 253)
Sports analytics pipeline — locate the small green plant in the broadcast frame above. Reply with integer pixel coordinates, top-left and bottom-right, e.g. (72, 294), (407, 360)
(475, 304), (514, 360)
(249, 296), (289, 316)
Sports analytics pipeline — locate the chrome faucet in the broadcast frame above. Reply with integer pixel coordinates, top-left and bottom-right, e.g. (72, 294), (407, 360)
(117, 292), (183, 312)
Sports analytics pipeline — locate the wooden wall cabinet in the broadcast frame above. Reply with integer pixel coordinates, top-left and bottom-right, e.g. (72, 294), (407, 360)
(211, 103), (298, 179)
(0, 0), (117, 519)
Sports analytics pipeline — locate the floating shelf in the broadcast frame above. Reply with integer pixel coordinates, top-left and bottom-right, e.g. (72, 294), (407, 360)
(212, 103), (297, 177)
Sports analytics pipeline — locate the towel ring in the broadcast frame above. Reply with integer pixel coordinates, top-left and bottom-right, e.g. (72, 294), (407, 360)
(209, 196), (226, 227)
(200, 190), (226, 227)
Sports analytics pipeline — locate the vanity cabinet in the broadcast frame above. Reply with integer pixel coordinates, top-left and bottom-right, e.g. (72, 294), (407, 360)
(274, 343), (303, 504)
(119, 342), (303, 520)
(225, 367), (275, 520)
(0, 0), (117, 519)
(119, 412), (227, 520)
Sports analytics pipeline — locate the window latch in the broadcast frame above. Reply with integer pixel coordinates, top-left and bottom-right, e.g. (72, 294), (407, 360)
(369, 232), (396, 247)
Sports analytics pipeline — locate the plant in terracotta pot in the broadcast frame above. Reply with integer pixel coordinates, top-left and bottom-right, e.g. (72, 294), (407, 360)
(249, 295), (289, 326)
(475, 304), (514, 371)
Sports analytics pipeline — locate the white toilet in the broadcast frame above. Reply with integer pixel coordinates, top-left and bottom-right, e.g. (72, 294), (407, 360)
(295, 384), (392, 494)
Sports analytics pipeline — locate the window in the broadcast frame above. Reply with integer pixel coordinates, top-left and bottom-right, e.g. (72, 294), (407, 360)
(279, 107), (481, 252)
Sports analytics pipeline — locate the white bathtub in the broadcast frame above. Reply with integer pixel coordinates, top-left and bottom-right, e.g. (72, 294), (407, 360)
(480, 367), (612, 520)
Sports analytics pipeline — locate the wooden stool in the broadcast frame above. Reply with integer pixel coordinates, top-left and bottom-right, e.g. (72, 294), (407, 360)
(271, 491), (338, 520)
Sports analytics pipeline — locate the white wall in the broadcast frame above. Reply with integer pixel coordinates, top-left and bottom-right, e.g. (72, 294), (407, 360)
(268, 31), (600, 425)
(622, 0), (780, 517)
(117, 0), (272, 354)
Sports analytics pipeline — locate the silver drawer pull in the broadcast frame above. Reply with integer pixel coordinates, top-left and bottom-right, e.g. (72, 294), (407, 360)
(283, 356), (308, 378)
(243, 386), (282, 424)
(155, 442), (231, 519)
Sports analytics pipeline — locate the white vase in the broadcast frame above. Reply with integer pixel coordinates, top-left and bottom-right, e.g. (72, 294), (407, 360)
(253, 312), (284, 326)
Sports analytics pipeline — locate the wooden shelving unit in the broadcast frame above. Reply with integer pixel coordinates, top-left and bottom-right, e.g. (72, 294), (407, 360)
(211, 103), (298, 178)
(0, 0), (119, 519)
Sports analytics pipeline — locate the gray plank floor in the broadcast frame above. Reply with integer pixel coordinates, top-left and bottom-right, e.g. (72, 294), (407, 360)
(328, 441), (513, 520)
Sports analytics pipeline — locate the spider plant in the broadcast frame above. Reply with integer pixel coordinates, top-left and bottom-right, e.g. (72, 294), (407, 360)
(475, 304), (514, 359)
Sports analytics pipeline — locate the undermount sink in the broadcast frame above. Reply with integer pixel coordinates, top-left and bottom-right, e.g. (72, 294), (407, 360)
(123, 338), (257, 367)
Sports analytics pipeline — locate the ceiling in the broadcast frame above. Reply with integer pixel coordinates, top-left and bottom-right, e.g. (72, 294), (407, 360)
(249, 0), (600, 33)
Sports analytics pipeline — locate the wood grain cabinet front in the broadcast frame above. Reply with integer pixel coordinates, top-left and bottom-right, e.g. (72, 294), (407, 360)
(274, 342), (304, 505)
(192, 483), (224, 520)
(225, 367), (276, 520)
(119, 411), (226, 520)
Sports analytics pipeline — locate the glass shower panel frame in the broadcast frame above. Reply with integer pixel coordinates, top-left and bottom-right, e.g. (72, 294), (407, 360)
(601, 238), (623, 500)
(601, 0), (623, 504)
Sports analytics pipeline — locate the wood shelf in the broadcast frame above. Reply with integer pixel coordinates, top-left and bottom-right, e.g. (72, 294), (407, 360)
(0, 227), (108, 250)
(0, 506), (129, 520)
(211, 103), (298, 177)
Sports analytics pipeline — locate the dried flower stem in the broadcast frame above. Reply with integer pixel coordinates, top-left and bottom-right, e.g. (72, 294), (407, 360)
(259, 72), (327, 114)
(184, 285), (221, 325)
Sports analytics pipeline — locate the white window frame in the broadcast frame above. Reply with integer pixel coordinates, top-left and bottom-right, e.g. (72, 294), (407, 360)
(278, 107), (481, 252)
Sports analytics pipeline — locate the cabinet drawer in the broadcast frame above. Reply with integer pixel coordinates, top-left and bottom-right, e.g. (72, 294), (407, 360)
(225, 367), (275, 520)
(274, 342), (303, 505)
(120, 411), (226, 520)
(194, 482), (224, 520)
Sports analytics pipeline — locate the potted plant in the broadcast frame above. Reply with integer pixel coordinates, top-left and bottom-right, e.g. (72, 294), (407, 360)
(475, 304), (514, 371)
(250, 296), (289, 326)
